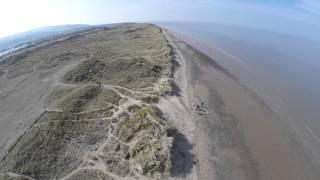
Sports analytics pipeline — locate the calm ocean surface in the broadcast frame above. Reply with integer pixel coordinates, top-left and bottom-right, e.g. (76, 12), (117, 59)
(158, 22), (320, 162)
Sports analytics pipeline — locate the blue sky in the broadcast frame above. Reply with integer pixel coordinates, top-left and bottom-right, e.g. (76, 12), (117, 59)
(0, 0), (319, 38)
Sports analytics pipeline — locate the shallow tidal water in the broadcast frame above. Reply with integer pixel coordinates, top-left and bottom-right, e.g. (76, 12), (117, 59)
(158, 22), (320, 177)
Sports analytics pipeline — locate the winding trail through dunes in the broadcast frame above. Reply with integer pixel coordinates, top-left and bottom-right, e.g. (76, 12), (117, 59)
(37, 73), (163, 179)
(1, 62), (167, 179)
(0, 24), (180, 179)
(57, 108), (137, 180)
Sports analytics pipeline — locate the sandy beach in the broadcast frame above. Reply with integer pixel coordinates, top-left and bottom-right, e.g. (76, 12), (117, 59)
(1, 23), (319, 179)
(165, 30), (320, 180)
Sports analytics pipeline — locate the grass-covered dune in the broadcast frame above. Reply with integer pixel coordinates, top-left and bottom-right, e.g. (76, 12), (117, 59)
(0, 23), (175, 180)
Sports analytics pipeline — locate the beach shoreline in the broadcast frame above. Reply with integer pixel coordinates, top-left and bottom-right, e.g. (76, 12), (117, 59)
(0, 23), (319, 179)
(165, 29), (319, 179)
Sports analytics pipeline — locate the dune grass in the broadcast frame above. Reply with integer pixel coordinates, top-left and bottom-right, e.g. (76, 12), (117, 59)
(0, 23), (174, 180)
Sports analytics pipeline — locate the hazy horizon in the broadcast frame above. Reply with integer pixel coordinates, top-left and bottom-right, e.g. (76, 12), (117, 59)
(1, 1), (320, 179)
(1, 0), (320, 41)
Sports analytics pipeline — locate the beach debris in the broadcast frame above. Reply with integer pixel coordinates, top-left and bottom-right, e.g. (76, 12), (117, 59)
(193, 91), (210, 115)
(194, 102), (210, 115)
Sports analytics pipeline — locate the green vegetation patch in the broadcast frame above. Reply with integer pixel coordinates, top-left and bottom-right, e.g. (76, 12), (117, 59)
(114, 87), (131, 96)
(85, 89), (122, 111)
(140, 94), (160, 103)
(98, 154), (131, 177)
(0, 115), (110, 180)
(59, 85), (102, 113)
(102, 57), (163, 88)
(62, 23), (172, 89)
(115, 104), (172, 176)
(0, 23), (176, 179)
(127, 104), (142, 113)
(38, 109), (114, 124)
(115, 108), (155, 142)
(61, 169), (114, 180)
(143, 105), (164, 125)
(131, 135), (172, 176)
(102, 137), (130, 160)
(0, 173), (28, 180)
(64, 59), (106, 83)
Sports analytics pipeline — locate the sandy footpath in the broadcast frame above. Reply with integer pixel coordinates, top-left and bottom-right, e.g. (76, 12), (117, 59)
(1, 24), (318, 179)
(0, 58), (83, 160)
(164, 29), (320, 180)
(158, 31), (198, 180)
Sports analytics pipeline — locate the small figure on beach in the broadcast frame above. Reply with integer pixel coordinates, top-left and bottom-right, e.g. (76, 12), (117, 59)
(194, 101), (210, 115)
(96, 81), (102, 87)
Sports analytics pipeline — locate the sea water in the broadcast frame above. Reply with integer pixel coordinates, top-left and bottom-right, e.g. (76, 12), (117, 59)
(158, 21), (320, 163)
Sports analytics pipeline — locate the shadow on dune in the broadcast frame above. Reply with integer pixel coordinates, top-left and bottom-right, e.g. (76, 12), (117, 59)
(169, 44), (182, 97)
(170, 80), (182, 97)
(168, 128), (195, 177)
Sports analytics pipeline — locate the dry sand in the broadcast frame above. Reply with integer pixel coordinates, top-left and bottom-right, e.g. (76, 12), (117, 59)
(165, 30), (320, 180)
(158, 31), (198, 180)
(1, 24), (319, 179)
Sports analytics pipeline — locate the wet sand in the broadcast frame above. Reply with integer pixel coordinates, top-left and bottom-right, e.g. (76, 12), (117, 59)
(166, 30), (320, 180)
